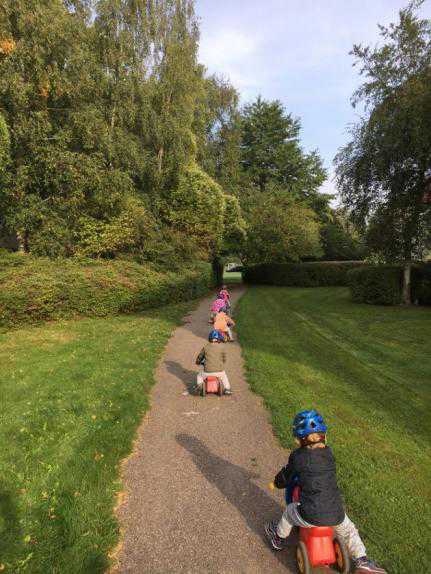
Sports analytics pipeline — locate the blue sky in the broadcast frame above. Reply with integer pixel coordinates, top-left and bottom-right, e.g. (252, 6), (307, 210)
(195, 0), (431, 197)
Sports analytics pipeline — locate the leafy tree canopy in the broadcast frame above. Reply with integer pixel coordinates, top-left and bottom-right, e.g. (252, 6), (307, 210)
(242, 192), (322, 265)
(335, 0), (431, 302)
(240, 96), (326, 196)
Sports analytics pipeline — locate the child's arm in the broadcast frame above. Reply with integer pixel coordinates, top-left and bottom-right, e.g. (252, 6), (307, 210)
(195, 348), (205, 365)
(274, 454), (298, 489)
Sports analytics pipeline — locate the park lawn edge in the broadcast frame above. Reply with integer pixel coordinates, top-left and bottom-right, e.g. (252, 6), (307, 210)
(0, 299), (201, 573)
(234, 286), (431, 574)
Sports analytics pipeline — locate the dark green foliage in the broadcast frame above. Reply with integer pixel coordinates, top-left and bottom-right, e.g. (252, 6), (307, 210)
(412, 263), (431, 305)
(0, 1), (244, 265)
(320, 221), (366, 261)
(241, 191), (323, 265)
(0, 254), (213, 328)
(240, 97), (326, 194)
(243, 261), (365, 287)
(335, 4), (431, 302)
(348, 263), (431, 305)
(348, 266), (402, 305)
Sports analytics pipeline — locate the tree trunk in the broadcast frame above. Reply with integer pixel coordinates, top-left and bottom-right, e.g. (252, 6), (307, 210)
(157, 146), (164, 173)
(16, 230), (26, 254)
(402, 260), (412, 305)
(211, 256), (223, 287)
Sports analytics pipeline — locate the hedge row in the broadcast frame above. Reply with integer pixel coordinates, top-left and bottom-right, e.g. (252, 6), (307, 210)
(241, 260), (431, 306)
(242, 261), (366, 287)
(347, 264), (431, 305)
(0, 253), (214, 328)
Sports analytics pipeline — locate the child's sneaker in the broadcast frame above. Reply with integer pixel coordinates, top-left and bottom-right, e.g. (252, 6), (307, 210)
(353, 557), (387, 574)
(224, 389), (233, 396)
(264, 521), (285, 550)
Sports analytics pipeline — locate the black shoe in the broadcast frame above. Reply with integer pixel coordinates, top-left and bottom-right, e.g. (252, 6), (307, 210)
(264, 521), (285, 551)
(353, 557), (387, 574)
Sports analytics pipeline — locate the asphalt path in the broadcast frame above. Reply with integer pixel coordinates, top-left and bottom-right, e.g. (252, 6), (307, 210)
(114, 288), (301, 573)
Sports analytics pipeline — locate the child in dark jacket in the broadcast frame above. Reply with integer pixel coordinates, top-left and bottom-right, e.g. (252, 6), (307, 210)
(265, 410), (387, 574)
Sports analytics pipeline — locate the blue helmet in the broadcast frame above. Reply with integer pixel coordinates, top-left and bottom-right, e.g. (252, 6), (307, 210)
(208, 329), (224, 342)
(292, 410), (327, 439)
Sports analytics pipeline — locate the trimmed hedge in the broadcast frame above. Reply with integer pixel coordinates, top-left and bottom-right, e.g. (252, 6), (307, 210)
(0, 254), (214, 328)
(242, 261), (366, 287)
(348, 264), (431, 305)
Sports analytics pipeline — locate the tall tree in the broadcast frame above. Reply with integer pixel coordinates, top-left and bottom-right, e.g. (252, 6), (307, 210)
(195, 75), (242, 195)
(240, 96), (326, 195)
(242, 191), (322, 265)
(335, 0), (431, 303)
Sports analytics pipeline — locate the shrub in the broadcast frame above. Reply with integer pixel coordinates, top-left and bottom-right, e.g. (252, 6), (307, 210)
(347, 263), (431, 305)
(243, 261), (365, 287)
(412, 264), (431, 305)
(347, 266), (402, 305)
(0, 254), (213, 328)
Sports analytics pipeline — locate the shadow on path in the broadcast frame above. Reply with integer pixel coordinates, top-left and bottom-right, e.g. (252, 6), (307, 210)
(164, 360), (197, 392)
(176, 433), (297, 571)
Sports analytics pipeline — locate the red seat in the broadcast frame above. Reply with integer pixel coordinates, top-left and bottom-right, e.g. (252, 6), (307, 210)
(292, 485), (336, 566)
(205, 376), (219, 394)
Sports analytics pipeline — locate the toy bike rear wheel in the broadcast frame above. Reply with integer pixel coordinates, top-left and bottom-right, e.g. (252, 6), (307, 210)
(296, 541), (311, 574)
(201, 383), (206, 397)
(218, 380), (224, 396)
(333, 537), (350, 573)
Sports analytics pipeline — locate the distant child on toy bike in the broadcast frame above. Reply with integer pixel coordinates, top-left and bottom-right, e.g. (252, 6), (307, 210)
(209, 297), (227, 323)
(265, 410), (387, 574)
(213, 310), (235, 342)
(195, 330), (232, 395)
(218, 285), (231, 315)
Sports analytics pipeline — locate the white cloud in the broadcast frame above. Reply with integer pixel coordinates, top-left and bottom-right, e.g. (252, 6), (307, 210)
(198, 29), (262, 96)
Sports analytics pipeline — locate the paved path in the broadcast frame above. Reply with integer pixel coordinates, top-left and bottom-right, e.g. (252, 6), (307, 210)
(115, 288), (297, 573)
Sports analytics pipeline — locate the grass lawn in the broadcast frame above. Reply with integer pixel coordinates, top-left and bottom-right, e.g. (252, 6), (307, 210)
(0, 302), (192, 573)
(223, 270), (243, 285)
(236, 287), (431, 574)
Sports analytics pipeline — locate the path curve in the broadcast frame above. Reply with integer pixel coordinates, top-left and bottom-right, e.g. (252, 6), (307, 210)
(115, 288), (296, 573)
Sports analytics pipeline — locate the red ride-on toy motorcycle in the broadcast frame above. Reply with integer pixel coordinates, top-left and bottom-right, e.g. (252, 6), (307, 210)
(291, 485), (350, 574)
(200, 375), (224, 397)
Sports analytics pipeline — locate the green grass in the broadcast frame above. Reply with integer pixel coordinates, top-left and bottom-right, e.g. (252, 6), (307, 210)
(223, 271), (242, 285)
(0, 302), (192, 573)
(236, 287), (431, 574)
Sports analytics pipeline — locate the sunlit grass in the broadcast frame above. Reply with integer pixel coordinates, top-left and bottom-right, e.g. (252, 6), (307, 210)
(0, 302), (191, 573)
(223, 271), (242, 284)
(236, 287), (431, 574)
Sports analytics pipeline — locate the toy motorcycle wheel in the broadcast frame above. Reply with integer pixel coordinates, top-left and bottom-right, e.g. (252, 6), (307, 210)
(296, 541), (311, 574)
(218, 380), (224, 396)
(201, 383), (206, 397)
(333, 537), (350, 573)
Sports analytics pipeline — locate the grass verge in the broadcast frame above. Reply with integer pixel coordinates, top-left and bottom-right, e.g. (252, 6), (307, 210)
(223, 271), (242, 285)
(236, 287), (431, 574)
(0, 302), (192, 573)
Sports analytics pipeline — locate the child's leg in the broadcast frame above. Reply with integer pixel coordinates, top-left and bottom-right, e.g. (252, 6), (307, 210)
(277, 502), (312, 538)
(196, 370), (205, 387)
(218, 371), (231, 390)
(333, 514), (367, 560)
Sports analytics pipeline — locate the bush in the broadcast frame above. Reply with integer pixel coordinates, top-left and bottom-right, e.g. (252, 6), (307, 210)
(347, 263), (431, 305)
(243, 261), (365, 287)
(0, 254), (213, 328)
(347, 266), (402, 305)
(412, 264), (431, 305)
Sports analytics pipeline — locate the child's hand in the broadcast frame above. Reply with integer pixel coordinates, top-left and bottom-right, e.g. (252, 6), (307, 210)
(268, 481), (275, 490)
